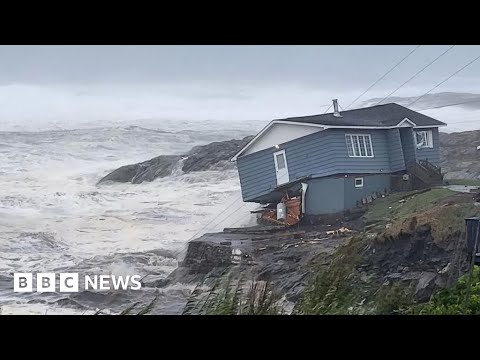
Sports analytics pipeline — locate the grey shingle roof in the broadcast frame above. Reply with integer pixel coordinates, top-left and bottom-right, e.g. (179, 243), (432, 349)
(277, 103), (446, 127)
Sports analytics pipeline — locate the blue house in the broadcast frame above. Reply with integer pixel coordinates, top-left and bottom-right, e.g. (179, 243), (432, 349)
(231, 101), (447, 216)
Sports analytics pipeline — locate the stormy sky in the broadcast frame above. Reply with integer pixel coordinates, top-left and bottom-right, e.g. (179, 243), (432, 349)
(1, 45), (480, 130)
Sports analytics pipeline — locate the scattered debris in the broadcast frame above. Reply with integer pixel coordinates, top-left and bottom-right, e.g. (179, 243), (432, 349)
(282, 238), (330, 250)
(224, 226), (286, 234)
(326, 227), (353, 236)
(438, 263), (451, 274)
(259, 196), (302, 226)
(441, 203), (450, 207)
(232, 249), (242, 256)
(308, 238), (329, 243)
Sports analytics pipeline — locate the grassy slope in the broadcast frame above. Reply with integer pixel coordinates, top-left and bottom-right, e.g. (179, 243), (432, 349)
(299, 188), (480, 315)
(363, 188), (456, 225)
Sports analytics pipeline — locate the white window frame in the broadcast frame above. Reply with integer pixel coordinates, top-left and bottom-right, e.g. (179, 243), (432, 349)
(415, 130), (433, 149)
(354, 177), (364, 188)
(345, 134), (374, 158)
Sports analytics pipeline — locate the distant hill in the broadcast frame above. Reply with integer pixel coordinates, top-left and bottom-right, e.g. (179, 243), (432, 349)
(440, 130), (480, 179)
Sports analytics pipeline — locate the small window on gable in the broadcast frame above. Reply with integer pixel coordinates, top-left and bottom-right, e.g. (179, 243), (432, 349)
(415, 130), (433, 149)
(355, 177), (364, 188)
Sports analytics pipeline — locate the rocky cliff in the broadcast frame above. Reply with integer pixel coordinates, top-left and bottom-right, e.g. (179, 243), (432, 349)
(153, 188), (480, 315)
(97, 136), (254, 184)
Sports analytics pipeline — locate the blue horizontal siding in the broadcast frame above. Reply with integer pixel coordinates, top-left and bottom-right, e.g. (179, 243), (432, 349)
(387, 128), (406, 172)
(237, 128), (406, 202)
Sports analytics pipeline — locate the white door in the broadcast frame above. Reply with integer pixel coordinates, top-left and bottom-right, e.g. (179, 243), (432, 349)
(273, 149), (289, 185)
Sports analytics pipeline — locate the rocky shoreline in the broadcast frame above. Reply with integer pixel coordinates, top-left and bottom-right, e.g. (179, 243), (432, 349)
(94, 131), (480, 314)
(97, 136), (253, 184)
(148, 189), (478, 314)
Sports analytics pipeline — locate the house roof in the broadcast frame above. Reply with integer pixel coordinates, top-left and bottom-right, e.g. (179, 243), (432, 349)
(277, 103), (446, 127)
(231, 103), (447, 161)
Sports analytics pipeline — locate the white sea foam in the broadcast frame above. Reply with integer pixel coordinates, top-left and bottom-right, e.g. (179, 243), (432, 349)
(0, 122), (260, 314)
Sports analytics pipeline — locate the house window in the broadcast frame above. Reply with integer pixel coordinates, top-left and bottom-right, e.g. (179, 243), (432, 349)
(354, 177), (364, 188)
(276, 152), (286, 169)
(345, 134), (374, 157)
(415, 130), (433, 149)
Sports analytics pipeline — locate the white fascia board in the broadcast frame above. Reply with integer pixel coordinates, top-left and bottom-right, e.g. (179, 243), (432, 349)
(230, 120), (325, 161)
(397, 118), (417, 127)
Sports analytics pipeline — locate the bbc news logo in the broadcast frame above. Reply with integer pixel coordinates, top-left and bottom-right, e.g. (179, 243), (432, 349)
(14, 273), (142, 293)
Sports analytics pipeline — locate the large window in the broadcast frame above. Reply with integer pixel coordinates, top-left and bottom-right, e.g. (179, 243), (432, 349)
(415, 130), (433, 149)
(345, 134), (374, 158)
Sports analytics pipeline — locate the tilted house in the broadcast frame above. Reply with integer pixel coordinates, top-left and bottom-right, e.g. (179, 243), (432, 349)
(231, 100), (447, 216)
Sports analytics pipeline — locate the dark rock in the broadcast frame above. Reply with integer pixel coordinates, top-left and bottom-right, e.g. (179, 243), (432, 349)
(415, 224), (432, 236)
(97, 135), (254, 185)
(97, 155), (181, 184)
(180, 241), (232, 274)
(182, 137), (253, 173)
(415, 272), (437, 302)
(165, 227), (346, 311)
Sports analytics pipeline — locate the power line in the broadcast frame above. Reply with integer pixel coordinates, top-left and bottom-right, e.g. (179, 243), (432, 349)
(203, 202), (248, 234)
(323, 104), (332, 114)
(345, 45), (422, 110)
(376, 45), (456, 105)
(407, 54), (480, 108)
(184, 194), (243, 242)
(140, 193), (249, 283)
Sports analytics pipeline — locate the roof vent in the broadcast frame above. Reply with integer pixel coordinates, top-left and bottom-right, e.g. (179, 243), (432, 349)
(332, 99), (342, 117)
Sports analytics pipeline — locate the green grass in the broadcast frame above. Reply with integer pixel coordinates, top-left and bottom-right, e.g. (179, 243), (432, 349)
(182, 273), (283, 315)
(446, 179), (480, 186)
(299, 187), (476, 315)
(363, 188), (456, 225)
(409, 266), (480, 315)
(297, 235), (365, 315)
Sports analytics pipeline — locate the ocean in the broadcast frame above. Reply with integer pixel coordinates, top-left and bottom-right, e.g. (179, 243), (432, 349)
(0, 120), (264, 314)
